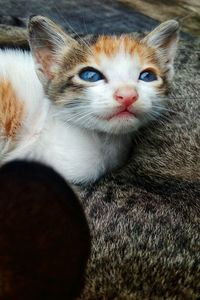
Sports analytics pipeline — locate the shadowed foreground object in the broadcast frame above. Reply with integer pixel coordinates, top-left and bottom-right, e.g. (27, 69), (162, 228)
(0, 161), (91, 300)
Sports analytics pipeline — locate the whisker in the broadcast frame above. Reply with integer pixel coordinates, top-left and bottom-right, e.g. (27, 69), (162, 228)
(151, 105), (179, 114)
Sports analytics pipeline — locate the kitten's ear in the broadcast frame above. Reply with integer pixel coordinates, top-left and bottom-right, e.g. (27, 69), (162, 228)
(143, 20), (179, 79)
(28, 16), (76, 83)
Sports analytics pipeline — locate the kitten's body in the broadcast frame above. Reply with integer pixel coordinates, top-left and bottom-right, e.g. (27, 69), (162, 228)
(0, 17), (179, 184)
(0, 50), (130, 183)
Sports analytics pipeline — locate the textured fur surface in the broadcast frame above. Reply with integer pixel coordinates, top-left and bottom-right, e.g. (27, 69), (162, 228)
(77, 39), (200, 299)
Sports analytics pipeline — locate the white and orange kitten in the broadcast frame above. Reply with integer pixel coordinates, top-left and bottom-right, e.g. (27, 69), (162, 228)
(0, 16), (179, 184)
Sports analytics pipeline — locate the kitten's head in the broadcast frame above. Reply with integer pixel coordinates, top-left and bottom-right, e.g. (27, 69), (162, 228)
(28, 16), (179, 134)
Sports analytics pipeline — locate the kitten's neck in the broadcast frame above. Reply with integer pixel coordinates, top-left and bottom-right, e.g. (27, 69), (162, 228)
(38, 107), (132, 184)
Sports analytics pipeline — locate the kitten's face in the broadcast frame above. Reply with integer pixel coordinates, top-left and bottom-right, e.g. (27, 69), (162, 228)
(49, 36), (167, 134)
(29, 17), (179, 134)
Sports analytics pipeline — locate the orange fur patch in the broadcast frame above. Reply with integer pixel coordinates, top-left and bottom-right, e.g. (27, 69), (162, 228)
(92, 36), (123, 57)
(0, 80), (24, 138)
(92, 35), (161, 73)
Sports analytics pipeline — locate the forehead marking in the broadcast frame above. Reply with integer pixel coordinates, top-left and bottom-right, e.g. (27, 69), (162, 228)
(91, 35), (158, 66)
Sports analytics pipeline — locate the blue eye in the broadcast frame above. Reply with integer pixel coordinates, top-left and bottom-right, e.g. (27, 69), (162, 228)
(79, 68), (104, 82)
(139, 71), (157, 82)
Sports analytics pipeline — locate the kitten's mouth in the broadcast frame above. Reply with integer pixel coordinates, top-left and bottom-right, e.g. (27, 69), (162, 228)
(106, 109), (137, 120)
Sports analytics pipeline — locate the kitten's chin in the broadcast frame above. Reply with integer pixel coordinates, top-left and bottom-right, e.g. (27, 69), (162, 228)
(65, 112), (143, 134)
(91, 115), (142, 135)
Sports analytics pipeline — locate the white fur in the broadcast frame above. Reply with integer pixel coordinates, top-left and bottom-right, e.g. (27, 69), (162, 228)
(0, 50), (133, 184)
(61, 50), (165, 135)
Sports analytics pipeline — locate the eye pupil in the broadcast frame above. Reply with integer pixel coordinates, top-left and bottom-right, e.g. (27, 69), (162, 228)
(79, 68), (104, 82)
(139, 71), (157, 82)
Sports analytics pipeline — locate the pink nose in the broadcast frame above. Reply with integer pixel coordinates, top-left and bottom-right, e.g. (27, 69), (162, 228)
(114, 87), (138, 107)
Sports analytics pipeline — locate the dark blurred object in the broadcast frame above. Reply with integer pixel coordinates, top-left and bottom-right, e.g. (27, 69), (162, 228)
(119, 0), (200, 36)
(0, 15), (26, 27)
(0, 0), (158, 35)
(0, 15), (28, 49)
(0, 25), (28, 49)
(0, 161), (91, 300)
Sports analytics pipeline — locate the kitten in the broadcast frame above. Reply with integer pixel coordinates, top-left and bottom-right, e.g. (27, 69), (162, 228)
(0, 16), (179, 184)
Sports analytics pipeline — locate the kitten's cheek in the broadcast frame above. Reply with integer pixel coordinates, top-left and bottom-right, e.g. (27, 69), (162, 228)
(131, 98), (152, 115)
